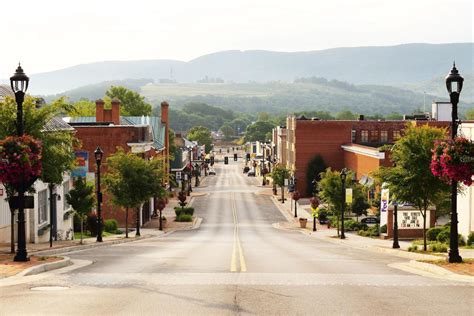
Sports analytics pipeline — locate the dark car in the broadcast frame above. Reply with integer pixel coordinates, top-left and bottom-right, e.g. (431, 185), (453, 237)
(318, 216), (329, 225)
(361, 217), (379, 224)
(247, 170), (256, 177)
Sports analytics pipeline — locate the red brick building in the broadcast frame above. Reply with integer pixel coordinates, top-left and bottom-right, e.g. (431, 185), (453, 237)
(65, 99), (170, 226)
(283, 116), (450, 196)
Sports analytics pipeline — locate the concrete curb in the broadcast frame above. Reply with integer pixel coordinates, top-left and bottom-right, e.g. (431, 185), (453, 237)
(18, 256), (72, 277)
(270, 196), (296, 223)
(389, 260), (474, 283)
(34, 232), (163, 256)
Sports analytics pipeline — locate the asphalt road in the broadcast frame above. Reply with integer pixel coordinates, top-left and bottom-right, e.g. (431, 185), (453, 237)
(0, 158), (473, 315)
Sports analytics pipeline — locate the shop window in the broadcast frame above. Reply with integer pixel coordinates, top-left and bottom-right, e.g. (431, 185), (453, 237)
(351, 130), (356, 142)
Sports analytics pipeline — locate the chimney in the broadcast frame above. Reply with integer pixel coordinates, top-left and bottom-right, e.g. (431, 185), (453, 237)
(111, 98), (121, 125)
(358, 114), (365, 121)
(161, 101), (170, 174)
(96, 99), (105, 122)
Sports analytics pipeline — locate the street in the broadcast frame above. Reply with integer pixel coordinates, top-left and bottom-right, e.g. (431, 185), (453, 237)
(0, 159), (472, 315)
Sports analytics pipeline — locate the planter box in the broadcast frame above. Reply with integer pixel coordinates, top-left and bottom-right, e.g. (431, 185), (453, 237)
(299, 218), (308, 228)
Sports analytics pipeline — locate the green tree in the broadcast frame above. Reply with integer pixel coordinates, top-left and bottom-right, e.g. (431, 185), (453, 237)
(0, 96), (76, 248)
(257, 112), (270, 121)
(466, 108), (474, 120)
(68, 99), (96, 117)
(104, 149), (165, 237)
(350, 186), (370, 221)
(220, 124), (235, 141)
(106, 86), (152, 116)
(306, 155), (327, 196)
(66, 177), (95, 244)
(372, 125), (449, 251)
(271, 165), (290, 204)
(244, 121), (275, 142)
(318, 168), (354, 235)
(187, 126), (213, 153)
(336, 110), (357, 120)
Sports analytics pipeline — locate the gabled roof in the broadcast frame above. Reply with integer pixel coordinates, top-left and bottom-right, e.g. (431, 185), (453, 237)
(42, 117), (75, 132)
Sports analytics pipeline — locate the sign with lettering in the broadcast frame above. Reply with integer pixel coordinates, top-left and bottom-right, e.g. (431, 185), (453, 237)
(345, 188), (353, 204)
(380, 188), (389, 227)
(399, 211), (430, 229)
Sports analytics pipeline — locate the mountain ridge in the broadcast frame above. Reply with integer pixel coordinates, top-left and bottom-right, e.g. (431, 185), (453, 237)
(2, 43), (472, 95)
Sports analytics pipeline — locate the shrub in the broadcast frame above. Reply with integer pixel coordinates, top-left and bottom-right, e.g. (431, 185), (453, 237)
(467, 232), (474, 246)
(174, 207), (194, 216)
(380, 224), (387, 234)
(176, 214), (193, 222)
(358, 225), (379, 237)
(427, 227), (444, 241)
(429, 243), (448, 253)
(344, 219), (368, 231)
(437, 230), (450, 243)
(104, 219), (118, 233)
(86, 214), (98, 236)
(408, 245), (418, 252)
(459, 234), (466, 246)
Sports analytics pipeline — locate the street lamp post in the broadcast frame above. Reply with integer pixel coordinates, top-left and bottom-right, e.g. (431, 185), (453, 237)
(340, 168), (347, 239)
(94, 147), (104, 242)
(11, 64), (29, 262)
(445, 63), (463, 263)
(262, 143), (266, 186)
(392, 201), (400, 248)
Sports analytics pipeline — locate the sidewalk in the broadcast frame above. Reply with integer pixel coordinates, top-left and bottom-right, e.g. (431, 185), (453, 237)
(270, 190), (474, 281)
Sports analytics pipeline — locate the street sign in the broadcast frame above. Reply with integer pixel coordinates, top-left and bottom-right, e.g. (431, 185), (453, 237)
(284, 179), (289, 186)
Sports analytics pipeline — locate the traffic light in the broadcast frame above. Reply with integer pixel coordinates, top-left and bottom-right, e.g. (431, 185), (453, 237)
(246, 153), (250, 161)
(233, 153), (237, 161)
(224, 156), (229, 164)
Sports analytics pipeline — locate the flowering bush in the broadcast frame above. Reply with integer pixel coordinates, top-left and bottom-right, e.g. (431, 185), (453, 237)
(431, 137), (474, 186)
(0, 135), (42, 191)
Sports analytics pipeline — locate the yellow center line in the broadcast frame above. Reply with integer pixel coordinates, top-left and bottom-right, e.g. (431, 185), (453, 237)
(230, 192), (247, 272)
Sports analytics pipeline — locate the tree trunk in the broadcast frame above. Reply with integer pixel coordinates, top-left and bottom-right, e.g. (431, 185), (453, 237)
(10, 210), (14, 253)
(135, 206), (141, 237)
(125, 207), (129, 238)
(80, 217), (84, 245)
(422, 209), (427, 251)
(337, 216), (340, 236)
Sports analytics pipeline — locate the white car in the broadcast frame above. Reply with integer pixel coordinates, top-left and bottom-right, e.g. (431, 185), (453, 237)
(208, 168), (216, 175)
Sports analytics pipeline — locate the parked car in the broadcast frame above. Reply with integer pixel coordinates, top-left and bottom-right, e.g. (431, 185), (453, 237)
(243, 166), (250, 173)
(247, 170), (256, 177)
(318, 216), (329, 225)
(361, 217), (379, 224)
(208, 168), (216, 175)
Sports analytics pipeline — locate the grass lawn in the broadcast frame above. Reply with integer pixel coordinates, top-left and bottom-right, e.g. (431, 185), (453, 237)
(73, 231), (120, 240)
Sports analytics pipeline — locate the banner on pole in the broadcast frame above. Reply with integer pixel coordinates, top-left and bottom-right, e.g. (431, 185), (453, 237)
(380, 188), (389, 227)
(71, 151), (89, 178)
(345, 188), (353, 204)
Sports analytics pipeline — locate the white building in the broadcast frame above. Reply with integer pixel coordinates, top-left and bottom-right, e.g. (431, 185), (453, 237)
(0, 176), (74, 244)
(458, 123), (474, 238)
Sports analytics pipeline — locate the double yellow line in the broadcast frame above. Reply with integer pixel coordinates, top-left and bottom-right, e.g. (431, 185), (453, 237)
(230, 192), (247, 272)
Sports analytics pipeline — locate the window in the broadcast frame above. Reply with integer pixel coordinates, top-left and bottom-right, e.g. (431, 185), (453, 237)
(370, 130), (379, 142)
(351, 130), (356, 143)
(63, 180), (70, 211)
(361, 130), (369, 142)
(38, 189), (48, 224)
(380, 130), (388, 142)
(393, 130), (401, 141)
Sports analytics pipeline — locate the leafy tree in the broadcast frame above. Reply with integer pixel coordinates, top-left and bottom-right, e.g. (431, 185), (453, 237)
(271, 165), (290, 203)
(104, 149), (165, 237)
(385, 112), (404, 120)
(106, 86), (152, 116)
(220, 124), (235, 141)
(306, 155), (327, 196)
(335, 110), (357, 120)
(350, 186), (370, 221)
(318, 168), (354, 235)
(66, 177), (95, 244)
(244, 121), (275, 142)
(0, 96), (76, 248)
(466, 108), (474, 120)
(257, 112), (270, 121)
(372, 125), (449, 251)
(187, 126), (212, 153)
(169, 129), (177, 162)
(68, 99), (96, 117)
(229, 118), (251, 135)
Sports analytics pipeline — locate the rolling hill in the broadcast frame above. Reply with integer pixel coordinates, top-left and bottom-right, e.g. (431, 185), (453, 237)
(5, 43), (472, 95)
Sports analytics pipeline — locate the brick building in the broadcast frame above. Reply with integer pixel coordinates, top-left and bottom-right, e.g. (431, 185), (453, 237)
(64, 99), (170, 227)
(280, 116), (450, 196)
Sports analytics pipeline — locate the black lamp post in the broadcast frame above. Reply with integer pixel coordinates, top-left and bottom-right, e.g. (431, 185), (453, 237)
(11, 64), (29, 262)
(392, 201), (400, 248)
(340, 168), (347, 239)
(446, 63), (463, 263)
(94, 146), (104, 242)
(262, 143), (266, 186)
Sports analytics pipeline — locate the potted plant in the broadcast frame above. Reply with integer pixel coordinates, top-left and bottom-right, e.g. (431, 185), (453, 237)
(299, 217), (308, 228)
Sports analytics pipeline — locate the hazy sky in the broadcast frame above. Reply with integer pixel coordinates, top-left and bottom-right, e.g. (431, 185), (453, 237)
(0, 0), (472, 78)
